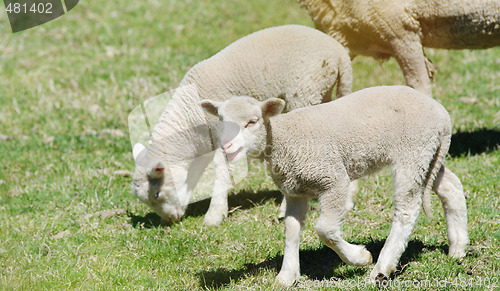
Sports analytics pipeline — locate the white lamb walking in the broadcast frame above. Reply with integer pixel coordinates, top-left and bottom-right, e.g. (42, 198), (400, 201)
(132, 25), (353, 225)
(201, 85), (469, 286)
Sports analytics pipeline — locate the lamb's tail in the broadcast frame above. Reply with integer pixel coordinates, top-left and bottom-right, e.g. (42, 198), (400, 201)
(335, 52), (353, 98)
(422, 132), (451, 217)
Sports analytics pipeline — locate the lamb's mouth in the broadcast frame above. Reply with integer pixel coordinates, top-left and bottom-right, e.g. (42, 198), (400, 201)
(225, 147), (244, 162)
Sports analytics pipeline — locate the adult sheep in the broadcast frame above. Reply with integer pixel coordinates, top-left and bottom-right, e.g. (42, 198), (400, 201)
(131, 25), (353, 225)
(298, 0), (500, 95)
(201, 85), (469, 286)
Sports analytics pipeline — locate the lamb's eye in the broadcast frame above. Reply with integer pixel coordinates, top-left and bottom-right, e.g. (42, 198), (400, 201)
(153, 192), (160, 199)
(245, 118), (258, 128)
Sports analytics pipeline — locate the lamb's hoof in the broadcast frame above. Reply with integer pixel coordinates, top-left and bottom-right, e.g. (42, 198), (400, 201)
(203, 214), (225, 226)
(375, 273), (389, 287)
(359, 248), (373, 266)
(449, 249), (466, 259)
(348, 246), (372, 266)
(276, 271), (298, 287)
(448, 244), (467, 259)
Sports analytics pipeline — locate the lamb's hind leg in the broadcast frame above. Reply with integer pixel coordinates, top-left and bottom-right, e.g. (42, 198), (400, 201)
(315, 180), (372, 267)
(433, 166), (469, 258)
(370, 167), (423, 282)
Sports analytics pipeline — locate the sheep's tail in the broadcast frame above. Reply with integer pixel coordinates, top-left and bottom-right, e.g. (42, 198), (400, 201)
(421, 132), (451, 217)
(335, 53), (353, 98)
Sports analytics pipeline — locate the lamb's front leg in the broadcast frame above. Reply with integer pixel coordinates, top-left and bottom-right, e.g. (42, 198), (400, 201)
(316, 181), (372, 267)
(276, 196), (309, 286)
(204, 148), (232, 225)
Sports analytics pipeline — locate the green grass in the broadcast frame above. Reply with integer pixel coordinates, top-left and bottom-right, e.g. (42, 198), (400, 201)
(0, 0), (499, 290)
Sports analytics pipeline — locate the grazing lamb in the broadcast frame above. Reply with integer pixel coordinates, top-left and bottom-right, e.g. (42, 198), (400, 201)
(201, 85), (469, 286)
(132, 25), (353, 225)
(298, 0), (500, 95)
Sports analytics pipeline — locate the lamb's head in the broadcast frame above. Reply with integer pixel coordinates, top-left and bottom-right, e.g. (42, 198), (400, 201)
(201, 96), (285, 161)
(131, 143), (186, 223)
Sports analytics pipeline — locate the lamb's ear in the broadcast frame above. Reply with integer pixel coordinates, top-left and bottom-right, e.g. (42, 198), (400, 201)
(148, 160), (166, 179)
(133, 143), (146, 161)
(200, 100), (221, 116)
(261, 98), (285, 119)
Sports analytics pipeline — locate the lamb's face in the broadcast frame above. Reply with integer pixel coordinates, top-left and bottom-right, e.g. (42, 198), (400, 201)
(201, 96), (285, 162)
(131, 146), (187, 223)
(218, 97), (266, 161)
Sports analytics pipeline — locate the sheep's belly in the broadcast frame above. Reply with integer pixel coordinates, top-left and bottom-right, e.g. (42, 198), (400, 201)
(421, 13), (500, 49)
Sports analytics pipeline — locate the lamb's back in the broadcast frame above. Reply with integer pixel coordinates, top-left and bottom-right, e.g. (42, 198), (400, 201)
(269, 86), (450, 176)
(184, 25), (348, 106)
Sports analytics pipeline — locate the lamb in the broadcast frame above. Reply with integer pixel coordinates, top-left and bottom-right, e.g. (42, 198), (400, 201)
(200, 85), (469, 286)
(298, 0), (500, 95)
(131, 25), (353, 225)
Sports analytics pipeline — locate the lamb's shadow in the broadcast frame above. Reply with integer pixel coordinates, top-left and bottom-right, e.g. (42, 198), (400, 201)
(450, 128), (500, 157)
(198, 239), (445, 289)
(186, 189), (283, 218)
(129, 212), (164, 228)
(129, 190), (283, 228)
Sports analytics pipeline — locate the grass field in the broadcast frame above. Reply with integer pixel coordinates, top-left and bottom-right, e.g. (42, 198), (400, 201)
(0, 0), (499, 290)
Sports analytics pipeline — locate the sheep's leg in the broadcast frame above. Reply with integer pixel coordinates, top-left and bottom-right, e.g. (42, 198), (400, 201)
(433, 166), (469, 258)
(204, 148), (231, 225)
(276, 196), (309, 287)
(392, 40), (433, 96)
(370, 168), (423, 282)
(315, 181), (372, 267)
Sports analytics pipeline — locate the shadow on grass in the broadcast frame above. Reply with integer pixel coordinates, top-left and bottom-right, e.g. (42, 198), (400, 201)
(450, 128), (500, 157)
(198, 239), (447, 289)
(128, 190), (283, 228)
